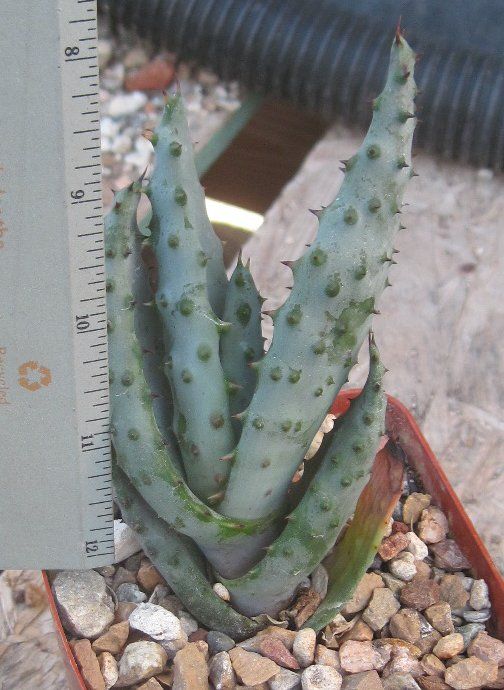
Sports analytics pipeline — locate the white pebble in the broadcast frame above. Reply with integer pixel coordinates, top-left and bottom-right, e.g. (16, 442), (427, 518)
(129, 602), (187, 657)
(470, 579), (490, 611)
(389, 552), (417, 582)
(406, 532), (429, 560)
(301, 664), (342, 690)
(293, 628), (317, 667)
(107, 91), (147, 117)
(213, 582), (231, 601)
(113, 519), (141, 563)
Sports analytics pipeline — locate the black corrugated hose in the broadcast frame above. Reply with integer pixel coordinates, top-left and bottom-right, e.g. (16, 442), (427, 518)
(100, 0), (504, 170)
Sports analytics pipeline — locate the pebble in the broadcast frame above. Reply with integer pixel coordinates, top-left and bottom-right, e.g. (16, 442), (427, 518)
(229, 647), (279, 685)
(416, 630), (442, 655)
(362, 588), (401, 631)
(420, 653), (446, 676)
(414, 561), (432, 580)
(469, 579), (490, 610)
(468, 631), (504, 665)
(53, 570), (114, 639)
(113, 567), (137, 590)
(439, 575), (469, 610)
(71, 639), (105, 690)
(137, 558), (165, 593)
(269, 668), (302, 690)
(179, 612), (199, 637)
(314, 645), (340, 670)
(116, 582), (147, 603)
(300, 664), (342, 690)
(258, 636), (300, 670)
(213, 583), (231, 601)
(149, 584), (172, 605)
(424, 603), (454, 635)
(208, 630), (236, 654)
(310, 565), (329, 599)
(341, 670), (383, 689)
(376, 639), (421, 658)
(379, 573), (406, 596)
(339, 640), (387, 673)
(107, 91), (148, 117)
(114, 602), (137, 623)
(125, 58), (175, 92)
(417, 677), (450, 690)
(99, 651), (119, 690)
(406, 533), (429, 561)
(430, 540), (471, 571)
(124, 136), (153, 170)
(463, 609), (491, 623)
(92, 620), (130, 654)
(340, 619), (374, 643)
(432, 633), (464, 659)
(293, 629), (317, 667)
(341, 573), (384, 615)
(114, 520), (141, 562)
(418, 507), (448, 544)
(379, 533), (410, 561)
(209, 651), (236, 690)
(389, 553), (417, 582)
(389, 609), (421, 644)
(381, 647), (422, 677)
(172, 643), (209, 690)
(402, 493), (431, 525)
(129, 603), (187, 657)
(124, 552), (143, 572)
(137, 680), (164, 690)
(444, 656), (498, 689)
(116, 641), (167, 686)
(400, 579), (441, 611)
(382, 673), (421, 690)
(455, 622), (486, 649)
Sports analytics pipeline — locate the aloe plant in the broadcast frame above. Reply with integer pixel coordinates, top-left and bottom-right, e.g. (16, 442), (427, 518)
(106, 32), (417, 638)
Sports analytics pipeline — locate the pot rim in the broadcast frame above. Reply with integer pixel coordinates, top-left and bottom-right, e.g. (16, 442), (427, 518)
(43, 391), (504, 688)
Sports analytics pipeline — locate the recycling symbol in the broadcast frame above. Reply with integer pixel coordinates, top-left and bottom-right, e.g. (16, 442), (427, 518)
(18, 361), (52, 392)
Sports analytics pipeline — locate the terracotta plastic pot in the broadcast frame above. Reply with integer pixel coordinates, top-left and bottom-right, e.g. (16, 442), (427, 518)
(43, 392), (504, 689)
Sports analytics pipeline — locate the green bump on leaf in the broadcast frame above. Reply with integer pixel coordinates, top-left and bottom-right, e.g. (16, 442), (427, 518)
(397, 155), (409, 169)
(270, 366), (282, 381)
(244, 346), (256, 362)
(252, 417), (265, 430)
(294, 421), (302, 432)
(121, 371), (134, 386)
(354, 253), (367, 280)
(210, 412), (225, 429)
(344, 207), (358, 225)
(368, 197), (381, 213)
(310, 248), (327, 266)
(179, 297), (194, 316)
(314, 387), (323, 397)
(326, 376), (335, 385)
(325, 273), (341, 297)
(169, 141), (182, 157)
(181, 369), (193, 383)
(261, 459), (271, 468)
(139, 470), (152, 486)
(128, 428), (140, 441)
(106, 278), (115, 292)
(288, 369), (301, 383)
(168, 234), (179, 248)
(345, 154), (358, 170)
(197, 344), (212, 361)
(363, 412), (374, 426)
(341, 476), (352, 487)
(286, 304), (303, 326)
(313, 340), (326, 355)
(367, 144), (381, 159)
(197, 250), (209, 267)
(281, 420), (292, 432)
(320, 497), (331, 512)
(236, 302), (252, 326)
(174, 185), (187, 206)
(159, 294), (168, 309)
(105, 247), (115, 258)
(234, 272), (246, 288)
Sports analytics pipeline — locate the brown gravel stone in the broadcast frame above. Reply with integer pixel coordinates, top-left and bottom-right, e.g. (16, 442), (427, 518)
(71, 639), (105, 690)
(414, 561), (433, 580)
(125, 58), (175, 92)
(98, 651), (118, 689)
(229, 647), (279, 685)
(189, 629), (209, 643)
(382, 647), (423, 678)
(433, 633), (464, 660)
(291, 588), (322, 628)
(400, 578), (441, 611)
(392, 521), (410, 534)
(468, 631), (504, 666)
(417, 677), (450, 690)
(114, 601), (137, 623)
(375, 639), (422, 657)
(137, 680), (164, 690)
(256, 626), (297, 651)
(430, 541), (471, 571)
(92, 621), (129, 654)
(424, 603), (454, 636)
(113, 566), (137, 590)
(362, 588), (400, 631)
(258, 636), (299, 670)
(339, 641), (388, 673)
(444, 656), (498, 689)
(418, 507), (448, 544)
(341, 670), (383, 689)
(340, 619), (374, 643)
(485, 667), (504, 689)
(137, 558), (165, 593)
(389, 609), (422, 644)
(416, 630), (442, 655)
(341, 573), (384, 616)
(421, 653), (446, 676)
(209, 651), (236, 690)
(403, 493), (431, 525)
(439, 575), (469, 610)
(314, 644), (340, 669)
(379, 533), (410, 561)
(172, 643), (209, 690)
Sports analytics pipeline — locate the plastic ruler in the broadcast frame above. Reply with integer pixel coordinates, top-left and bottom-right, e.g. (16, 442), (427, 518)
(0, 0), (114, 567)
